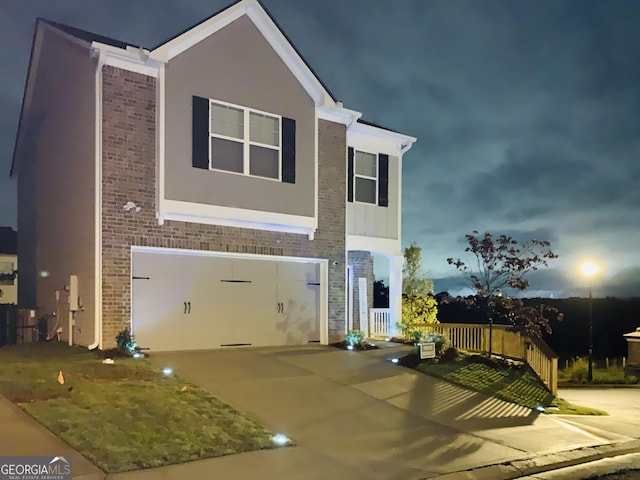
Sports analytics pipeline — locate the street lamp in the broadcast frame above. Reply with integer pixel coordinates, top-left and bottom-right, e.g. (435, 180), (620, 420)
(580, 262), (599, 382)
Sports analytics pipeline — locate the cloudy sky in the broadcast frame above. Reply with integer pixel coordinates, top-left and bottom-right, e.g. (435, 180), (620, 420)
(1, 0), (639, 297)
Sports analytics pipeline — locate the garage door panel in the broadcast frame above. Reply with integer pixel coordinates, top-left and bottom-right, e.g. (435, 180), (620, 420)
(132, 251), (321, 351)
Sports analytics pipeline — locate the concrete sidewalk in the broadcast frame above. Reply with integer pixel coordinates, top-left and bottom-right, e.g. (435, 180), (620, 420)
(1, 344), (639, 480)
(0, 395), (104, 480)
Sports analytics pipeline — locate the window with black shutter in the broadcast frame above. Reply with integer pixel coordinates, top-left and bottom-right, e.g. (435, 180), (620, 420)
(349, 148), (389, 207)
(191, 96), (296, 183)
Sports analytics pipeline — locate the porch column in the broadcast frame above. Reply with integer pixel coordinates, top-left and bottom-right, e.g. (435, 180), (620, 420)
(388, 255), (404, 338)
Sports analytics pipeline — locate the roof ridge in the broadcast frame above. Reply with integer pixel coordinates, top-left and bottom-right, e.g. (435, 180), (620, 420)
(38, 17), (142, 50)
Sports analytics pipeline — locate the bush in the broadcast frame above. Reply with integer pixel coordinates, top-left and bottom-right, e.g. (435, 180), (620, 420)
(565, 357), (589, 383)
(115, 328), (137, 353)
(439, 347), (460, 362)
(345, 330), (366, 347)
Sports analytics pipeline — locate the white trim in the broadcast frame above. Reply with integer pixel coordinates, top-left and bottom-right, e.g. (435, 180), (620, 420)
(346, 235), (401, 256)
(347, 265), (354, 331)
(397, 153), (403, 246)
(348, 121), (416, 150)
(156, 64), (166, 225)
(130, 245), (329, 345)
(150, 0), (333, 106)
(314, 110), (318, 230)
(91, 42), (163, 78)
(317, 105), (361, 126)
(89, 56), (105, 350)
(162, 199), (317, 235)
(207, 98), (282, 180)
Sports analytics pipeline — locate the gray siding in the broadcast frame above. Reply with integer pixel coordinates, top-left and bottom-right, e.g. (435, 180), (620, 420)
(16, 27), (96, 345)
(164, 15), (315, 217)
(347, 155), (399, 238)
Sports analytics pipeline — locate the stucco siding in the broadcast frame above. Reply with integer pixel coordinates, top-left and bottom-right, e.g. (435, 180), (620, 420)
(163, 15), (315, 217)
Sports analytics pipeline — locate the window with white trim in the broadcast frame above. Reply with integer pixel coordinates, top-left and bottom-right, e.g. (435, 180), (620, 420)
(347, 147), (389, 207)
(208, 100), (281, 180)
(354, 150), (378, 204)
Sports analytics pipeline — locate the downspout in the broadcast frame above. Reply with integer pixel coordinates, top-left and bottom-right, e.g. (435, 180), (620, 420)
(88, 49), (104, 350)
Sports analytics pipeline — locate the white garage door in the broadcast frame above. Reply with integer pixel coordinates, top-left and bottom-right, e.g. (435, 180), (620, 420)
(131, 250), (321, 351)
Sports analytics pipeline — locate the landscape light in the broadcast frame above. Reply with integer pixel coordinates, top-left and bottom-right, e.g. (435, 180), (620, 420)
(272, 433), (290, 446)
(133, 352), (144, 359)
(390, 358), (399, 364)
(347, 345), (354, 350)
(163, 367), (173, 376)
(535, 405), (545, 413)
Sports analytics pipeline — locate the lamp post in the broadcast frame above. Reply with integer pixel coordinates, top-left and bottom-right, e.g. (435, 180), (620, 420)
(580, 262), (598, 382)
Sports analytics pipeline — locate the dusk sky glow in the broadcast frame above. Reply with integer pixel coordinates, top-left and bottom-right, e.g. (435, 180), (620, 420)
(1, 0), (639, 298)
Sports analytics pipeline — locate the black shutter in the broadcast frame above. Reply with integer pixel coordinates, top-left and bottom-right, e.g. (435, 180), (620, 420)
(378, 153), (389, 207)
(282, 117), (296, 183)
(192, 96), (210, 169)
(347, 147), (354, 202)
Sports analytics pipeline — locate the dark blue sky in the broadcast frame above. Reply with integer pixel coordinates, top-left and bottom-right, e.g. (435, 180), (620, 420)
(1, 0), (639, 297)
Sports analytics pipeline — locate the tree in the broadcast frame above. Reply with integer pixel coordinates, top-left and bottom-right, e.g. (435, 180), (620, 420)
(373, 280), (389, 308)
(447, 231), (562, 344)
(400, 243), (438, 338)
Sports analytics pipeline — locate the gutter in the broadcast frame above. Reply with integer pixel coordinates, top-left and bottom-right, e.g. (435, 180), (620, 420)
(88, 50), (104, 350)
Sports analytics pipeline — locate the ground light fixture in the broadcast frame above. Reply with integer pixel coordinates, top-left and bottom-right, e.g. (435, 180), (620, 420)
(390, 358), (399, 364)
(162, 367), (173, 376)
(272, 433), (290, 446)
(347, 345), (354, 350)
(133, 352), (144, 359)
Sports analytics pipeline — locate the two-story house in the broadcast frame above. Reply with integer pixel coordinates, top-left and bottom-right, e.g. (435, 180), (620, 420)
(10, 0), (415, 350)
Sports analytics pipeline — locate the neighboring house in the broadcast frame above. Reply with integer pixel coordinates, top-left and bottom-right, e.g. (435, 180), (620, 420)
(10, 0), (415, 350)
(0, 227), (18, 305)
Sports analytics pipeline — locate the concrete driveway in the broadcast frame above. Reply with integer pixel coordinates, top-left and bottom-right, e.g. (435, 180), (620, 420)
(142, 345), (636, 480)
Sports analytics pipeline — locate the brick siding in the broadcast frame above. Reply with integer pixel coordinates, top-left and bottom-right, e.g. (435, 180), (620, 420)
(100, 65), (346, 347)
(348, 251), (374, 331)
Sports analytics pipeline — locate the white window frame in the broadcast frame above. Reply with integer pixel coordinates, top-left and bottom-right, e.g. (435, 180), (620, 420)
(353, 149), (378, 205)
(208, 98), (282, 181)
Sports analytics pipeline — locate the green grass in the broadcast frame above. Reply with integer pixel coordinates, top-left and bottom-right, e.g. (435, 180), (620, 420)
(411, 350), (608, 414)
(0, 343), (277, 473)
(559, 357), (639, 385)
(545, 397), (608, 416)
(413, 352), (554, 409)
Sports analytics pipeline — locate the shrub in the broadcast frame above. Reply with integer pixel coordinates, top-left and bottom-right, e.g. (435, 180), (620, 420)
(345, 330), (366, 347)
(565, 357), (589, 383)
(439, 347), (460, 362)
(115, 328), (137, 353)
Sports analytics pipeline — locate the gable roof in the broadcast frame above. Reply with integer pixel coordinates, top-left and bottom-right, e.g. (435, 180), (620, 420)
(0, 227), (17, 255)
(150, 0), (336, 102)
(38, 18), (140, 50)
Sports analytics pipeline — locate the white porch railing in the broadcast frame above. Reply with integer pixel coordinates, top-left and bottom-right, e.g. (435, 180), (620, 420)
(369, 308), (392, 338)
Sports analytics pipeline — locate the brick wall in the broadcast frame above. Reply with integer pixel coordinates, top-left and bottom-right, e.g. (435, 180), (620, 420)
(100, 66), (346, 347)
(348, 251), (374, 331)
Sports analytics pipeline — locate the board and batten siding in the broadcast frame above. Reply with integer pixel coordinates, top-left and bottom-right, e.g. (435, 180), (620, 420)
(347, 154), (399, 239)
(163, 14), (315, 218)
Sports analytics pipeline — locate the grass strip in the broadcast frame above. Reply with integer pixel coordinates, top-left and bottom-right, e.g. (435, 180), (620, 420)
(0, 343), (276, 473)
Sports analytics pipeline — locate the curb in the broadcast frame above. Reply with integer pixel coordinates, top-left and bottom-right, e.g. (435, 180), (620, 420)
(424, 439), (640, 480)
(558, 383), (640, 389)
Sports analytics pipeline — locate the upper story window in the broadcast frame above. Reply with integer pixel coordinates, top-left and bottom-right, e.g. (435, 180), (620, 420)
(192, 96), (296, 183)
(0, 261), (15, 285)
(354, 151), (377, 204)
(347, 147), (389, 207)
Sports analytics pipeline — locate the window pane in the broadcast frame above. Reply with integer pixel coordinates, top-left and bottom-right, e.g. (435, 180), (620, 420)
(211, 137), (243, 173)
(210, 103), (243, 139)
(355, 177), (376, 203)
(250, 145), (279, 179)
(355, 151), (376, 177)
(250, 112), (279, 146)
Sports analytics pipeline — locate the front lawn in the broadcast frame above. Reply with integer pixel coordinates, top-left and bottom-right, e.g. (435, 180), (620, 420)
(0, 343), (277, 473)
(408, 350), (555, 409)
(401, 348), (608, 414)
